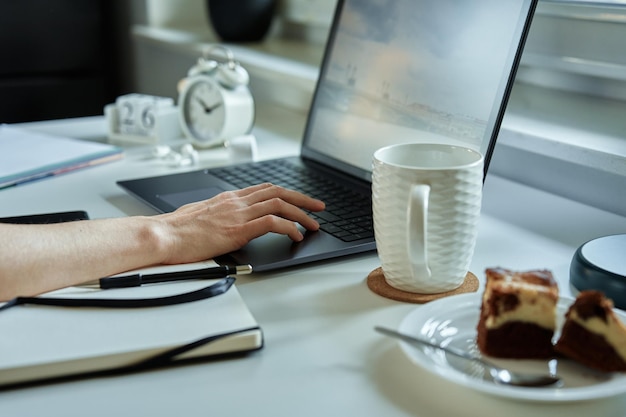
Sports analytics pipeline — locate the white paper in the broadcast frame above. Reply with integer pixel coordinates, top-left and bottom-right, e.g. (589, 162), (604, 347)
(0, 125), (122, 187)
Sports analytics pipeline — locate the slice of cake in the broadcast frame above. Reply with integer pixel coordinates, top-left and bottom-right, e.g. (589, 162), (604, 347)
(476, 267), (558, 358)
(555, 290), (626, 372)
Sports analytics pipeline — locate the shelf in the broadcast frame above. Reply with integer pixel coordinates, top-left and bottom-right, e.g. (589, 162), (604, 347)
(132, 25), (324, 113)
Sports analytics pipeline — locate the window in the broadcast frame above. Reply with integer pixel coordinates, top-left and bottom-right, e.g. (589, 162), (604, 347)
(493, 0), (626, 216)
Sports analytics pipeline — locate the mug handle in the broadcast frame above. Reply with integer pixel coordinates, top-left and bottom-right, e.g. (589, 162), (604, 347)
(408, 184), (431, 281)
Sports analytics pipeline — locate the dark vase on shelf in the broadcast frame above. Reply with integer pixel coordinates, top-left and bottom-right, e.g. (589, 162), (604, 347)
(207, 0), (277, 42)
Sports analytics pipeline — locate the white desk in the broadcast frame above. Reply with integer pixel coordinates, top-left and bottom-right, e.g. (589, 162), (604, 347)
(1, 110), (625, 417)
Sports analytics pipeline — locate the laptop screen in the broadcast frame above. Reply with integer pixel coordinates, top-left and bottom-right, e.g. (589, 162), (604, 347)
(300, 0), (537, 182)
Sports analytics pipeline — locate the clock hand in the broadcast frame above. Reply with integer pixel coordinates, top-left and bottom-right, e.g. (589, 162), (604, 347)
(195, 97), (211, 113)
(206, 102), (223, 112)
(195, 98), (223, 114)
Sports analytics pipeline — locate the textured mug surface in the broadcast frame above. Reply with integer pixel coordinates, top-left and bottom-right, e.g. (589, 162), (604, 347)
(372, 143), (483, 294)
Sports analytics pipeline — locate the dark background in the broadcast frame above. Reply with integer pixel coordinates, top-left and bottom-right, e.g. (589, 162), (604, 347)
(0, 0), (133, 123)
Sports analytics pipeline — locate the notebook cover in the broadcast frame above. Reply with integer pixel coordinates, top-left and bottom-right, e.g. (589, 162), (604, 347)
(0, 271), (262, 389)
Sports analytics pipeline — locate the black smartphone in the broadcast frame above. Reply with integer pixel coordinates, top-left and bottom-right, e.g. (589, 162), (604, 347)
(0, 210), (90, 224)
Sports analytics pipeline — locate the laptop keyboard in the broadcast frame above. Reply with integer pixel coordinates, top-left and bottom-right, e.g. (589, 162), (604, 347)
(209, 159), (374, 242)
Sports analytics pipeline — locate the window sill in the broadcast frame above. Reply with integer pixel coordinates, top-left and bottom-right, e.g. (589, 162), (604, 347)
(494, 82), (626, 217)
(132, 24), (322, 112)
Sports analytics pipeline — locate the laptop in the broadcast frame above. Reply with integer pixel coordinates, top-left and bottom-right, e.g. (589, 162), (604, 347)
(118, 0), (537, 272)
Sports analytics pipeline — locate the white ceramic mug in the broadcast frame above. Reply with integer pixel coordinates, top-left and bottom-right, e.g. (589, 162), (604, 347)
(372, 143), (483, 294)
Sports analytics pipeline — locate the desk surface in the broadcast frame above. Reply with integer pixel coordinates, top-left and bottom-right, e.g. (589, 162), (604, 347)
(1, 110), (625, 417)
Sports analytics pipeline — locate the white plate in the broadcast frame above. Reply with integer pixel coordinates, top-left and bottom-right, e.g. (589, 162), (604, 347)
(398, 293), (626, 402)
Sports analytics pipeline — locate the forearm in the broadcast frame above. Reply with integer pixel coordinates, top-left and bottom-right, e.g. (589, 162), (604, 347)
(0, 183), (324, 301)
(0, 217), (167, 300)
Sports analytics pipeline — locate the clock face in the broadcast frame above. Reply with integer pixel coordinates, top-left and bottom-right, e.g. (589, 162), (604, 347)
(182, 79), (226, 142)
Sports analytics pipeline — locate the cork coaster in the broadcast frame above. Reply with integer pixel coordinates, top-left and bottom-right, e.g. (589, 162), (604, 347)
(367, 267), (479, 303)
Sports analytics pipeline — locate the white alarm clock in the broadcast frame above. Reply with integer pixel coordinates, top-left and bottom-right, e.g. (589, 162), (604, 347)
(178, 46), (255, 147)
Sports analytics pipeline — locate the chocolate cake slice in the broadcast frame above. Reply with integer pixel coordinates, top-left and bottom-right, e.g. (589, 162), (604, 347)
(477, 268), (558, 358)
(555, 290), (626, 372)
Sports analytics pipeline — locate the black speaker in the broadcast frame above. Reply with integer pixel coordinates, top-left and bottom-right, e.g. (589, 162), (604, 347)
(570, 234), (626, 309)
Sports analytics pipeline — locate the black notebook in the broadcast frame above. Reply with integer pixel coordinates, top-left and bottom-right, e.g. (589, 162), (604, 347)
(118, 0), (538, 272)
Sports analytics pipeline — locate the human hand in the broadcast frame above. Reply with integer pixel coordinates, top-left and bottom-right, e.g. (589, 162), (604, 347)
(155, 183), (325, 265)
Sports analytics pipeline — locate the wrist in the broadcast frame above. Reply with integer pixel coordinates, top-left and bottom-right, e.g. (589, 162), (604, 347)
(133, 216), (173, 266)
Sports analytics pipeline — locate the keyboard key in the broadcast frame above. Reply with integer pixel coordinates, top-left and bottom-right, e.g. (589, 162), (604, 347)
(209, 160), (372, 242)
(315, 211), (341, 223)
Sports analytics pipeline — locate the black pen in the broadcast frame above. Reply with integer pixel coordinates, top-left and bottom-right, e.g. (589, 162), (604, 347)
(98, 264), (252, 289)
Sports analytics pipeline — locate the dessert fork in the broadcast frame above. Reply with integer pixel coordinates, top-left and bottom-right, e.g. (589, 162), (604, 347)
(375, 326), (561, 387)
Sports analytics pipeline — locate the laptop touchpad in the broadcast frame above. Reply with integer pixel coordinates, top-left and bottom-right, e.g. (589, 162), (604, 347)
(157, 186), (225, 209)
